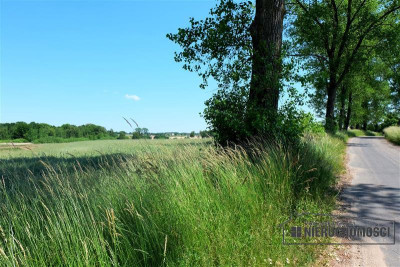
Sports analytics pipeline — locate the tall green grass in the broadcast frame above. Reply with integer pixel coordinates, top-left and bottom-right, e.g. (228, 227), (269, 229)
(0, 135), (345, 266)
(383, 126), (400, 145)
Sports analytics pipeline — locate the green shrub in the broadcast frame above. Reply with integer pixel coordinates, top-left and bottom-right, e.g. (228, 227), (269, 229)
(203, 87), (324, 146)
(300, 113), (325, 134)
(131, 132), (141, 139)
(383, 126), (400, 145)
(380, 112), (400, 131)
(154, 134), (168, 139)
(117, 131), (129, 140)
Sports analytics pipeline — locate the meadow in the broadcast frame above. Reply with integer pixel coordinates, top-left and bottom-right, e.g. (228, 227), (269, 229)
(0, 136), (345, 266)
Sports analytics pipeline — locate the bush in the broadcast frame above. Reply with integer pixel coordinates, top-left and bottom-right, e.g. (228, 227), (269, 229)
(203, 87), (248, 144)
(383, 126), (400, 145)
(154, 134), (168, 139)
(203, 86), (323, 146)
(117, 131), (129, 140)
(380, 112), (400, 131)
(131, 132), (141, 139)
(299, 113), (325, 134)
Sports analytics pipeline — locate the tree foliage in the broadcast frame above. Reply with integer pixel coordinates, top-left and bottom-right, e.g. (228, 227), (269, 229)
(169, 1), (308, 145)
(377, 22), (400, 112)
(167, 0), (253, 90)
(168, 0), (399, 142)
(288, 0), (400, 131)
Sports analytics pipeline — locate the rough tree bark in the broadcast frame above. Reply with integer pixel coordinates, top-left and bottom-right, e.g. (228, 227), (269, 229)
(326, 79), (338, 132)
(344, 91), (352, 130)
(248, 0), (285, 124)
(362, 99), (368, 130)
(338, 85), (347, 130)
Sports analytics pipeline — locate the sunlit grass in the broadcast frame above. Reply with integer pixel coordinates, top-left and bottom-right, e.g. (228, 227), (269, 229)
(346, 129), (382, 137)
(333, 129), (382, 143)
(383, 126), (400, 145)
(0, 135), (345, 266)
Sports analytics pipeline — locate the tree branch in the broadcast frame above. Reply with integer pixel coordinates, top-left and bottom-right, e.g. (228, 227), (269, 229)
(337, 4), (400, 86)
(330, 0), (339, 54)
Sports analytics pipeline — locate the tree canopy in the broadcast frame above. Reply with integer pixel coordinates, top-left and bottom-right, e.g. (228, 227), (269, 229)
(168, 0), (400, 143)
(288, 0), (400, 131)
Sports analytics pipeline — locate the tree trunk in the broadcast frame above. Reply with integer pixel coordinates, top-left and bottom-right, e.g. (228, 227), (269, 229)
(248, 0), (285, 121)
(362, 100), (368, 130)
(344, 91), (352, 130)
(325, 76), (338, 132)
(362, 121), (367, 130)
(338, 85), (346, 130)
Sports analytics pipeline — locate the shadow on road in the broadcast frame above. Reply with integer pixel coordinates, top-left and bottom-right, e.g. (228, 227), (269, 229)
(341, 183), (400, 219)
(347, 142), (370, 147)
(358, 136), (384, 139)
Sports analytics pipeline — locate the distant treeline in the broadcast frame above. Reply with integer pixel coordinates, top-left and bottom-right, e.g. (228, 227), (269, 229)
(0, 122), (116, 143)
(0, 122), (212, 143)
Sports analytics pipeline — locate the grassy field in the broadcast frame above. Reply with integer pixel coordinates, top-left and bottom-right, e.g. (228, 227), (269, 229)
(383, 126), (400, 145)
(346, 129), (382, 137)
(0, 136), (345, 266)
(331, 129), (382, 144)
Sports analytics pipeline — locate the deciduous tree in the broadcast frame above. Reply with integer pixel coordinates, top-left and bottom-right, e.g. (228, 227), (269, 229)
(289, 0), (400, 132)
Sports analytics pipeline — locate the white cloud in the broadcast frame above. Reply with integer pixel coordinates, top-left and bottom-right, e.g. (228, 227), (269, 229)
(125, 94), (140, 101)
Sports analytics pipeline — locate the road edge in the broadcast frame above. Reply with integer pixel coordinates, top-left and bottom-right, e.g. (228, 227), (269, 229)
(328, 137), (386, 267)
(314, 137), (388, 266)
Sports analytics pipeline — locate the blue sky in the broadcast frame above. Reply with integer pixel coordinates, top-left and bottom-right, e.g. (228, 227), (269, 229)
(1, 0), (222, 133)
(1, 0), (312, 133)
